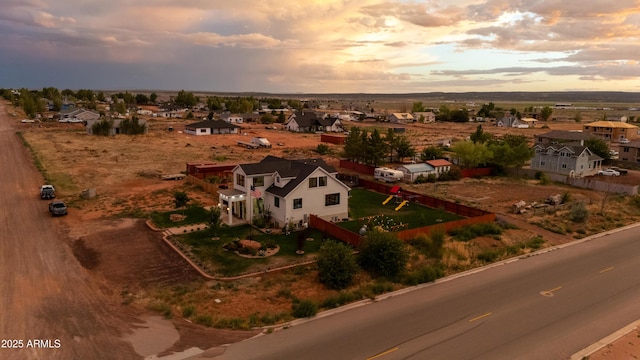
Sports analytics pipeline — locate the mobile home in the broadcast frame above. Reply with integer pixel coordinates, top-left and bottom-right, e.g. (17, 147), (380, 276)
(374, 167), (404, 183)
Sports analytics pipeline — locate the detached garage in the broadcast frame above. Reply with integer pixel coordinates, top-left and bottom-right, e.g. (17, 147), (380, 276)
(396, 163), (435, 183)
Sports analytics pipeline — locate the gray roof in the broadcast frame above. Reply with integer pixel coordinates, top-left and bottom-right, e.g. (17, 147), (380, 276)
(238, 156), (340, 197)
(290, 111), (321, 127)
(536, 130), (592, 142)
(397, 163), (434, 173)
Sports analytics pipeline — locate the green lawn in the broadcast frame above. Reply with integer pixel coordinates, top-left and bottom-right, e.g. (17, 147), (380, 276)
(174, 225), (324, 277)
(341, 189), (463, 233)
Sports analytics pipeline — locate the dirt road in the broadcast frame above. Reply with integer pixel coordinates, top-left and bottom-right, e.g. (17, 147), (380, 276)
(0, 103), (141, 359)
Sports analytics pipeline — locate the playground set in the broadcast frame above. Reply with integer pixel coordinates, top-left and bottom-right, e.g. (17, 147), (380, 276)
(382, 185), (419, 211)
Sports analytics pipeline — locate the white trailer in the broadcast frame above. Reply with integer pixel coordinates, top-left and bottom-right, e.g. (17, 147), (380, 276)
(374, 167), (403, 183)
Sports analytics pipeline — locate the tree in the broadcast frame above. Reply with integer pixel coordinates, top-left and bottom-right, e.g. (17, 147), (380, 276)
(385, 128), (398, 161)
(539, 106), (553, 121)
(412, 101), (425, 112)
(436, 105), (451, 122)
(317, 241), (358, 290)
(366, 129), (387, 166)
(209, 206), (222, 237)
(420, 146), (444, 161)
(358, 230), (408, 279)
(395, 137), (416, 162)
(342, 127), (363, 161)
(449, 109), (470, 123)
(452, 141), (492, 168)
(120, 116), (147, 135)
(261, 113), (274, 124)
(174, 90), (197, 108)
(477, 102), (495, 118)
(173, 191), (190, 208)
(135, 94), (149, 105)
(91, 119), (114, 136)
(149, 93), (158, 103)
(470, 124), (492, 144)
(584, 138), (611, 161)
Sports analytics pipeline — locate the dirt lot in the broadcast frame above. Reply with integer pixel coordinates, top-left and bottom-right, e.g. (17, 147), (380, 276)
(11, 104), (640, 358)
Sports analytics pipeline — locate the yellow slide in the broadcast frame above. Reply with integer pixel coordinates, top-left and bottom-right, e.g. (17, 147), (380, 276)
(395, 200), (408, 211)
(382, 195), (394, 205)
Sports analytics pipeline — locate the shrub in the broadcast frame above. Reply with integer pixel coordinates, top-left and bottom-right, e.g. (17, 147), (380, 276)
(317, 241), (358, 290)
(316, 143), (330, 155)
(402, 264), (444, 285)
(194, 314), (213, 327)
(182, 305), (196, 318)
(408, 231), (444, 259)
(292, 299), (318, 318)
(358, 230), (409, 279)
(448, 223), (502, 242)
(569, 202), (589, 223)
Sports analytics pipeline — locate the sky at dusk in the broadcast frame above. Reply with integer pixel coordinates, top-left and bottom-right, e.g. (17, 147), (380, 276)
(1, 0), (639, 93)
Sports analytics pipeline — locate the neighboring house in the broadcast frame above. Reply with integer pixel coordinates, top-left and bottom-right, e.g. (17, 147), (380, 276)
(531, 144), (603, 177)
(497, 115), (533, 128)
(136, 108), (153, 116)
(158, 110), (183, 118)
(535, 130), (592, 146)
(285, 111), (325, 132)
(583, 121), (638, 142)
(221, 113), (244, 124)
(388, 113), (415, 123)
(426, 159), (453, 176)
(607, 115), (628, 123)
(184, 119), (240, 135)
(618, 140), (640, 163)
(318, 117), (343, 132)
(518, 117), (538, 128)
(396, 163), (435, 182)
(412, 112), (436, 123)
(85, 118), (148, 135)
(218, 156), (351, 228)
(60, 109), (100, 123)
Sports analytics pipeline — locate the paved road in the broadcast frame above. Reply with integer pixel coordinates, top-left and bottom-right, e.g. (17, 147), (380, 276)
(0, 103), (139, 359)
(214, 227), (640, 360)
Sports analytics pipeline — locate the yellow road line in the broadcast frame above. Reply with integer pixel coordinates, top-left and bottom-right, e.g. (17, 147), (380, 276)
(540, 286), (562, 297)
(600, 266), (614, 274)
(469, 312), (492, 322)
(367, 347), (399, 360)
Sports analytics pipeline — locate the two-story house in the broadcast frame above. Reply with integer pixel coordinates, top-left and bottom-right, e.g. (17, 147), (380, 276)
(218, 156), (350, 229)
(531, 144), (603, 177)
(618, 140), (640, 163)
(582, 121), (638, 142)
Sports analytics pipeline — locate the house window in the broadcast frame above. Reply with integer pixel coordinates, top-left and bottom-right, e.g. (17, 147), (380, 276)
(318, 176), (327, 187)
(325, 193), (340, 206)
(253, 176), (264, 187)
(236, 174), (245, 187)
(309, 177), (318, 188)
(293, 198), (302, 209)
(561, 164), (567, 169)
(199, 128), (206, 133)
(540, 161), (545, 166)
(623, 147), (629, 153)
(274, 197), (280, 208)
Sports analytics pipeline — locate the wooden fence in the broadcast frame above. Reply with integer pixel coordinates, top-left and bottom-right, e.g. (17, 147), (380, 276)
(186, 175), (220, 196)
(309, 215), (361, 247)
(307, 178), (496, 246)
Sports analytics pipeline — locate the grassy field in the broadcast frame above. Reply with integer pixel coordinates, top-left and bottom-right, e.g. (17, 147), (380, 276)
(340, 189), (463, 233)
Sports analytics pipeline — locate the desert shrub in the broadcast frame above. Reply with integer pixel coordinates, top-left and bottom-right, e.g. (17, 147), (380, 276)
(317, 241), (358, 290)
(535, 171), (550, 185)
(292, 299), (318, 318)
(358, 230), (409, 279)
(569, 202), (589, 223)
(320, 292), (359, 309)
(408, 231), (444, 259)
(91, 119), (114, 136)
(146, 300), (172, 319)
(561, 191), (572, 204)
(316, 143), (330, 155)
(402, 264), (445, 285)
(181, 305), (196, 318)
(448, 223), (502, 242)
(438, 168), (461, 181)
(194, 314), (213, 327)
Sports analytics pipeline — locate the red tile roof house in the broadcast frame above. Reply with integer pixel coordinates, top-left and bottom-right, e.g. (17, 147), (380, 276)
(426, 159), (453, 177)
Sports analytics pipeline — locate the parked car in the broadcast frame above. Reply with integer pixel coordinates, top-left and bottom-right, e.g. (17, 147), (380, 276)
(619, 138), (630, 144)
(40, 185), (56, 199)
(598, 169), (620, 176)
(608, 167), (628, 175)
(48, 201), (68, 216)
